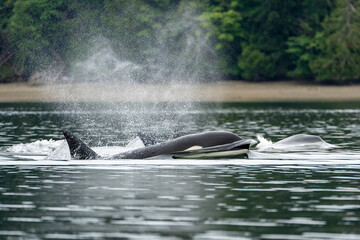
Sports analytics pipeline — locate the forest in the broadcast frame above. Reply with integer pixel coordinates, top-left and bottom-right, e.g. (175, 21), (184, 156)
(0, 0), (359, 83)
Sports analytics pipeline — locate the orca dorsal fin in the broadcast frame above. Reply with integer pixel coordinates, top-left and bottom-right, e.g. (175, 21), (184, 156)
(62, 130), (99, 160)
(137, 132), (157, 146)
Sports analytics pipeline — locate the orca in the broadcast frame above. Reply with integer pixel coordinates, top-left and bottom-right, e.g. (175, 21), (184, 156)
(62, 130), (252, 160)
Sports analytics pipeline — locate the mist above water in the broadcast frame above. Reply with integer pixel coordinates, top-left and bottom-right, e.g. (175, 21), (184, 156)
(69, 5), (218, 85)
(41, 4), (220, 140)
(73, 39), (142, 83)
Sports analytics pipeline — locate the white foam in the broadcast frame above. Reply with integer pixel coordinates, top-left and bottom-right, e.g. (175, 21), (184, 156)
(6, 139), (64, 154)
(125, 137), (145, 149)
(6, 137), (146, 161)
(255, 134), (336, 151)
(255, 135), (273, 150)
(92, 137), (145, 158)
(46, 140), (71, 160)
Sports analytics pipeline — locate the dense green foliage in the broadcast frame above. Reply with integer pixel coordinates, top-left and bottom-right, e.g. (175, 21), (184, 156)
(0, 0), (359, 83)
(309, 0), (360, 82)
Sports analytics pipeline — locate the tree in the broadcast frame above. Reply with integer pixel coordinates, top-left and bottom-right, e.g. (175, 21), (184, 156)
(201, 0), (333, 80)
(0, 0), (16, 81)
(309, 0), (360, 82)
(237, 44), (274, 80)
(286, 0), (333, 78)
(6, 0), (67, 77)
(200, 0), (243, 77)
(238, 0), (306, 79)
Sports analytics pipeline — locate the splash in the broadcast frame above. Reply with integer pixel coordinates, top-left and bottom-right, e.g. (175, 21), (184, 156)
(145, 6), (218, 83)
(255, 134), (337, 151)
(2, 133), (345, 162)
(63, 5), (218, 94)
(255, 135), (273, 150)
(38, 4), (219, 140)
(71, 38), (142, 83)
(4, 136), (146, 161)
(6, 139), (63, 154)
(247, 134), (343, 161)
(46, 137), (145, 160)
(46, 140), (71, 160)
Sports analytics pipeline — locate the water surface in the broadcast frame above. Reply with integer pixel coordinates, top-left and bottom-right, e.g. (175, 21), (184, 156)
(0, 102), (359, 240)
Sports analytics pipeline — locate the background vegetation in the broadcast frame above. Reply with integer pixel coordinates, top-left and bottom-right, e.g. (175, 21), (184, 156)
(0, 0), (359, 83)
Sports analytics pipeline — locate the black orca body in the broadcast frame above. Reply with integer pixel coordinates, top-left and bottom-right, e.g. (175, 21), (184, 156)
(62, 130), (252, 160)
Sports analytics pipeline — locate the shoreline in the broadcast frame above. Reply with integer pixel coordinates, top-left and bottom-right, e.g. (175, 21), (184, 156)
(0, 81), (360, 102)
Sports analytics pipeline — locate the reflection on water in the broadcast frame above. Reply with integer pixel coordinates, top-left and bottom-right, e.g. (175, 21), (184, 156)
(1, 166), (360, 239)
(0, 102), (360, 239)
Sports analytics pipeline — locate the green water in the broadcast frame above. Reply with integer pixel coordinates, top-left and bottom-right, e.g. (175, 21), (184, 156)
(0, 102), (359, 240)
